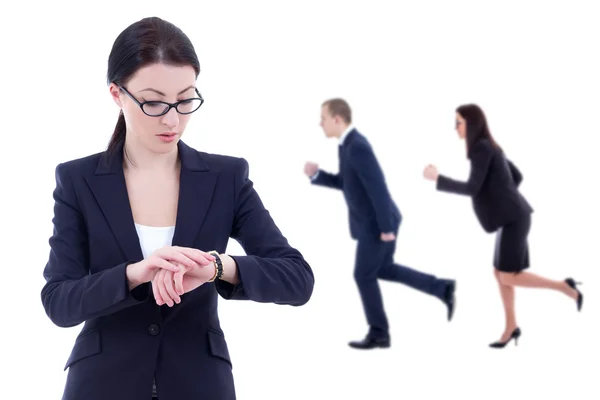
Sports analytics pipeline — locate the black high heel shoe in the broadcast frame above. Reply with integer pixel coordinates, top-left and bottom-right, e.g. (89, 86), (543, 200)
(565, 278), (583, 311)
(489, 327), (521, 349)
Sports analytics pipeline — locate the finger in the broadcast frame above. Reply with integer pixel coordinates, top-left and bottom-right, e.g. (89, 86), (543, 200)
(176, 247), (214, 266)
(157, 269), (174, 307)
(188, 248), (215, 264)
(151, 275), (164, 306)
(154, 249), (196, 269)
(169, 252), (198, 269)
(150, 257), (180, 272)
(160, 269), (177, 307)
(153, 269), (166, 306)
(157, 258), (182, 272)
(159, 270), (175, 307)
(173, 269), (185, 295)
(163, 270), (181, 304)
(167, 247), (209, 266)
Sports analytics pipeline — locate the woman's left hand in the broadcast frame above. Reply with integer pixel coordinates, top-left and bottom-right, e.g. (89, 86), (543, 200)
(423, 164), (439, 181)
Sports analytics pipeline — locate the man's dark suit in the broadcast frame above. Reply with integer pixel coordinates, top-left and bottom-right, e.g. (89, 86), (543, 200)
(311, 128), (453, 340)
(41, 141), (314, 400)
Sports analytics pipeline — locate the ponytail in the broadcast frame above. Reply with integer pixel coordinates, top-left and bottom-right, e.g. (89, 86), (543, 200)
(107, 110), (126, 157)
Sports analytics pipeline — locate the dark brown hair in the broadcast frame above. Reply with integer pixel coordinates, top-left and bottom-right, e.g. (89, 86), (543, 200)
(106, 17), (201, 156)
(456, 103), (501, 158)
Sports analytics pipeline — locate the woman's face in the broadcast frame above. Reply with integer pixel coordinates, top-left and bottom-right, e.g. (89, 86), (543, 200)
(109, 63), (199, 155)
(455, 112), (467, 139)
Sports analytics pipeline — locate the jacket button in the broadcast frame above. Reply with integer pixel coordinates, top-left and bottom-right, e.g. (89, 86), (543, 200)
(148, 323), (160, 336)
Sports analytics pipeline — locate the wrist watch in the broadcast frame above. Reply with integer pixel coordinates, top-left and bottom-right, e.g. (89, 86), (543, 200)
(207, 251), (223, 282)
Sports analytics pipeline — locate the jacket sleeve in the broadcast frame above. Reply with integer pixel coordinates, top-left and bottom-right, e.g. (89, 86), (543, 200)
(347, 143), (395, 233)
(310, 169), (342, 190)
(215, 158), (315, 306)
(436, 142), (494, 196)
(507, 159), (523, 187)
(40, 163), (149, 328)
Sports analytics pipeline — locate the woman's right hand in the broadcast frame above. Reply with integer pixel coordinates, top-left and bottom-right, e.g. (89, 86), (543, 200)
(126, 246), (214, 290)
(423, 164), (439, 181)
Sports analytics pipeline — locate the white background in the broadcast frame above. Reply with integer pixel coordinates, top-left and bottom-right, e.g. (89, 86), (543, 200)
(2, 1), (599, 399)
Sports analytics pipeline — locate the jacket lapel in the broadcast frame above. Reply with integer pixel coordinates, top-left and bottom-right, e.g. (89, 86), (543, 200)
(85, 146), (144, 262)
(171, 142), (218, 248)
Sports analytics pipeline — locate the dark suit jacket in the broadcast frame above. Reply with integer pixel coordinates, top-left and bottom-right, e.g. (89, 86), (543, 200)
(311, 129), (401, 240)
(436, 138), (534, 233)
(41, 141), (314, 400)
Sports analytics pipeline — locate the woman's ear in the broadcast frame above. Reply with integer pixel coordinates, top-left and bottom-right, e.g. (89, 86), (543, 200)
(109, 83), (123, 108)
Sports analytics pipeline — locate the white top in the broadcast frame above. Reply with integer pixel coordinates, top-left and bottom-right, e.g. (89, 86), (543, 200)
(133, 223), (175, 398)
(134, 223), (176, 258)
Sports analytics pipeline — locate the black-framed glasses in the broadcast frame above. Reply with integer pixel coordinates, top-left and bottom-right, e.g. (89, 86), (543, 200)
(119, 86), (204, 117)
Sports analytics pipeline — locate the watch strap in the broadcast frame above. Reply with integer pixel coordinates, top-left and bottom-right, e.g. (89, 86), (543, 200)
(207, 251), (223, 282)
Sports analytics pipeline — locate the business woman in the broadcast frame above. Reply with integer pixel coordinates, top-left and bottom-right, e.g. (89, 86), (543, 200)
(423, 104), (582, 348)
(40, 17), (314, 400)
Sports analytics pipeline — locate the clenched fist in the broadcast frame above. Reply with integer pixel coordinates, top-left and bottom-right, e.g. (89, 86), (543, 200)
(381, 232), (396, 242)
(423, 164), (439, 181)
(304, 162), (319, 178)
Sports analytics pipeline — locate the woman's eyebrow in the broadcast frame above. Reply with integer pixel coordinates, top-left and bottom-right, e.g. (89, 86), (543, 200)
(137, 85), (196, 96)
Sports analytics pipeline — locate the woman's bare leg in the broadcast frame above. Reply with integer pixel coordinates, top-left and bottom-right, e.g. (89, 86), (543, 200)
(494, 269), (518, 342)
(497, 271), (578, 299)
